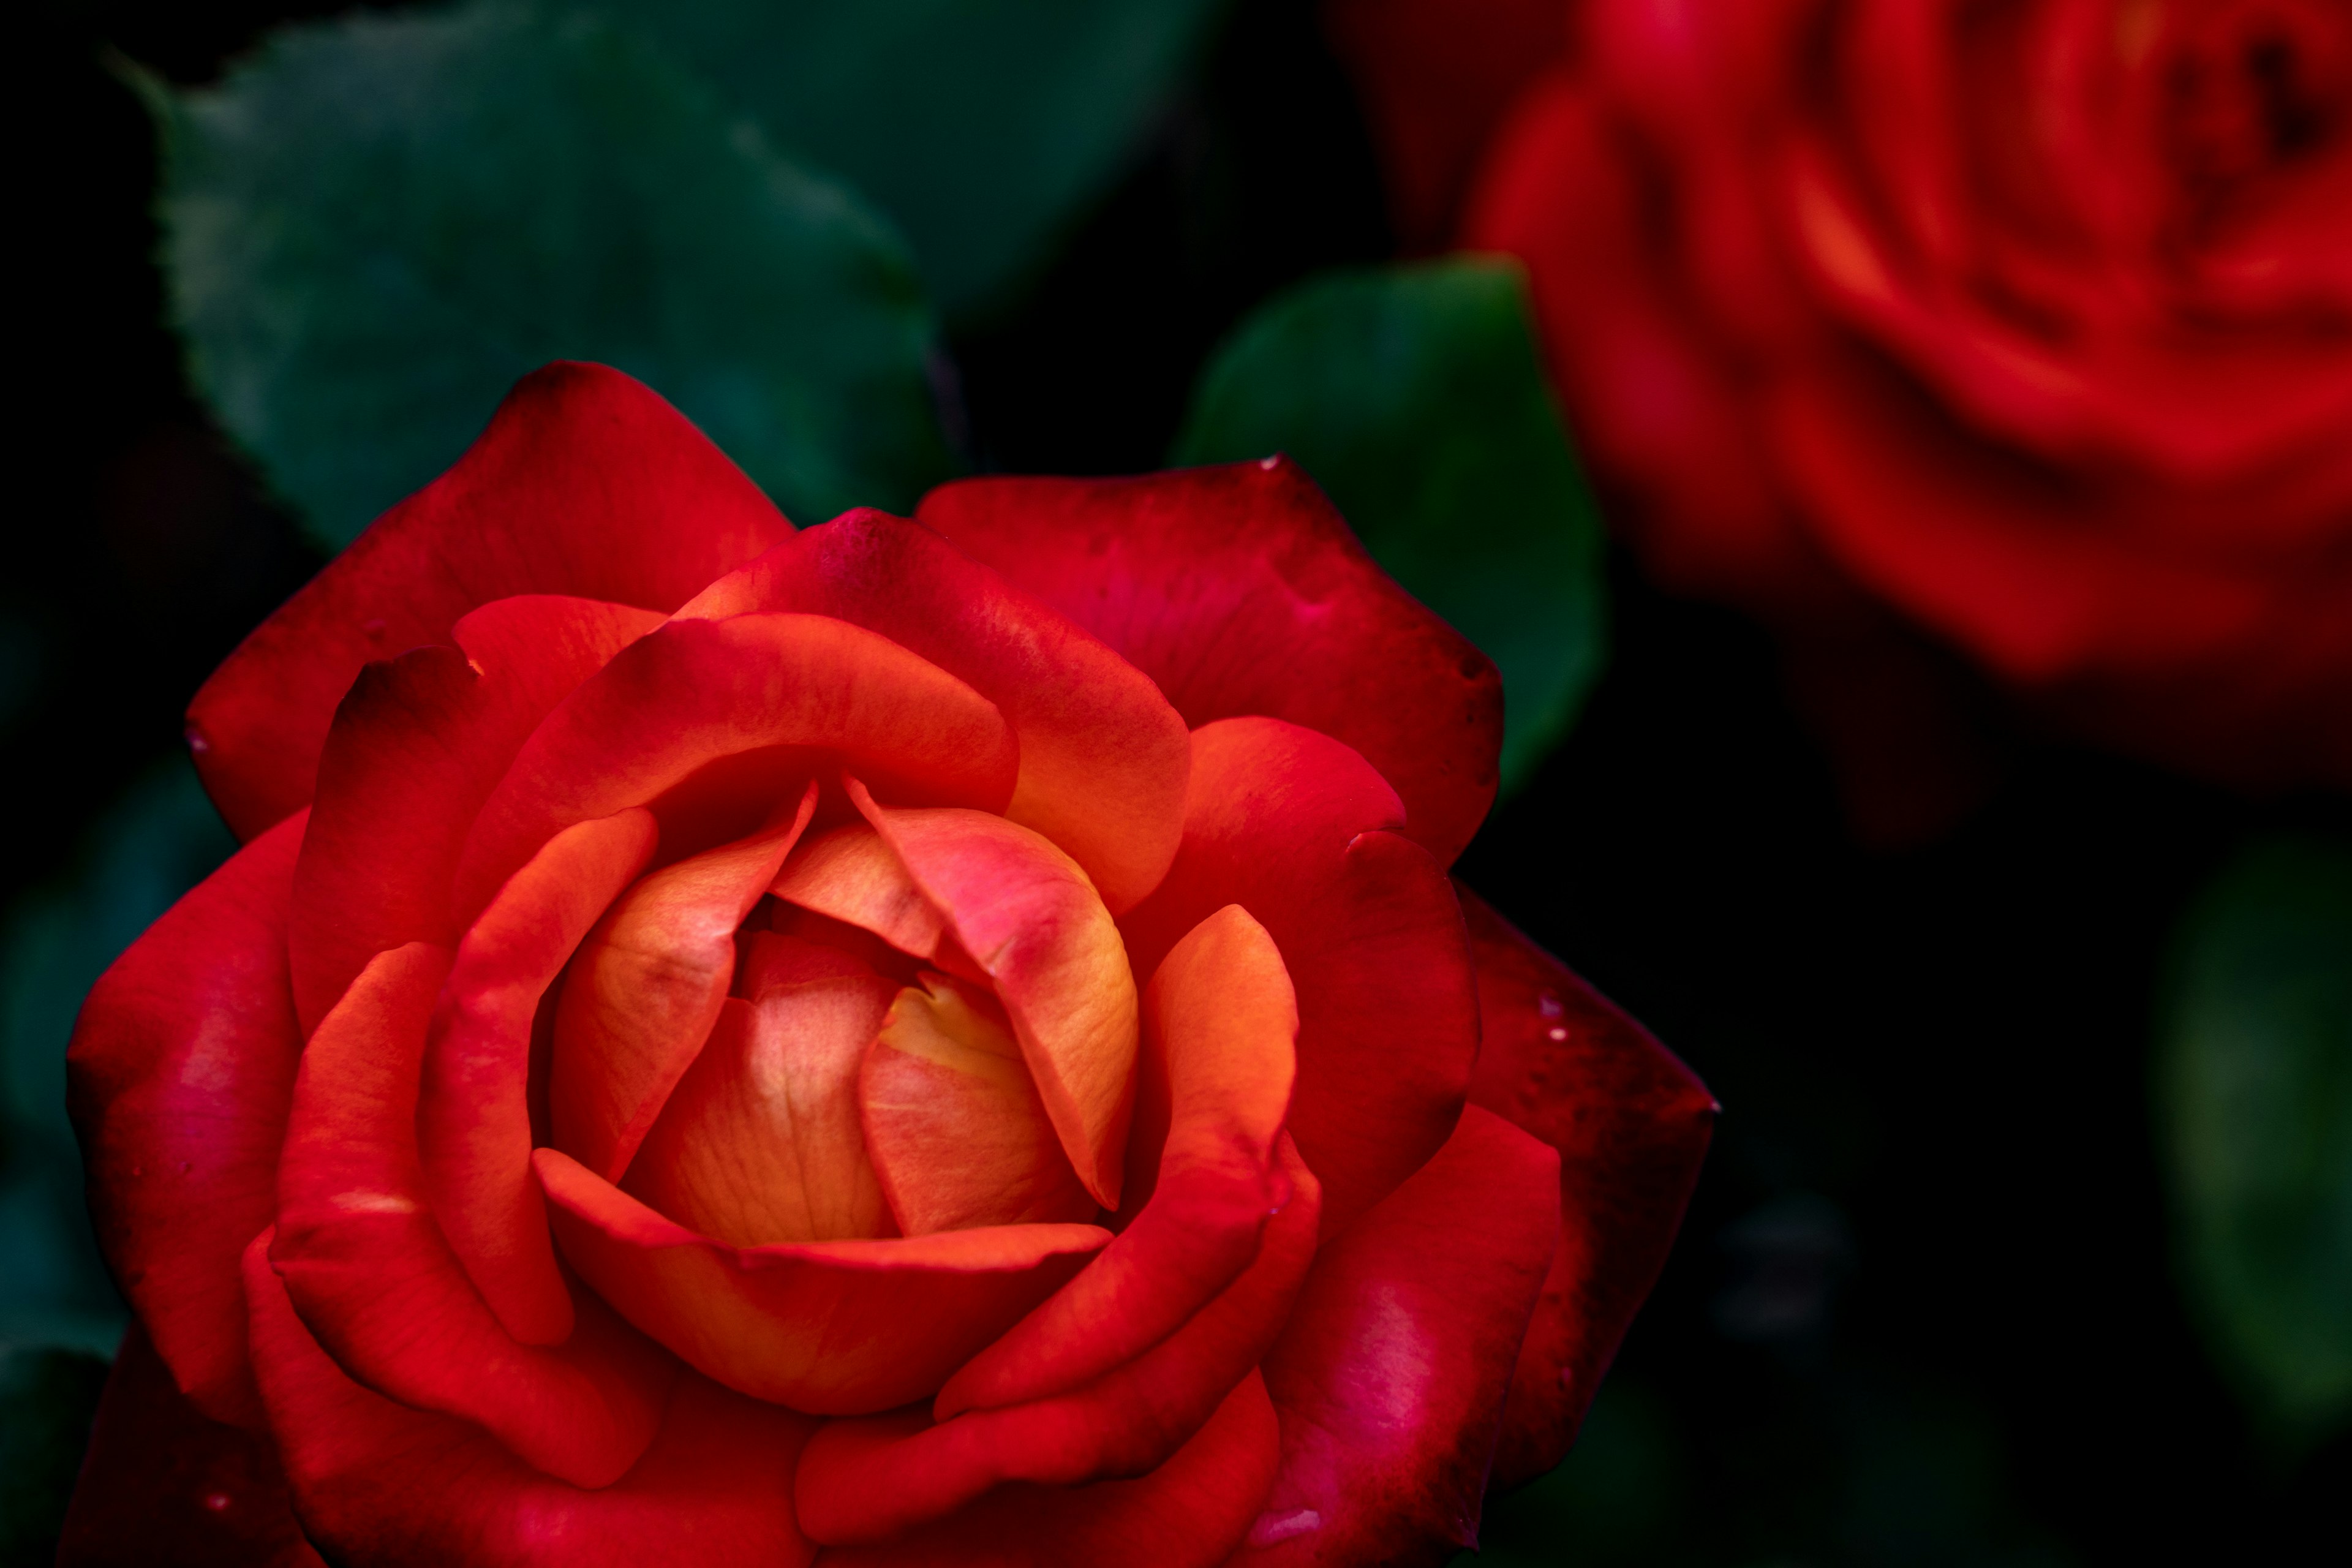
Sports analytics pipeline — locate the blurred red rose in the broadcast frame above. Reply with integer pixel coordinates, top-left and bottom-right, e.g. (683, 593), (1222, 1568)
(59, 363), (1711, 1566)
(1333, 0), (2352, 813)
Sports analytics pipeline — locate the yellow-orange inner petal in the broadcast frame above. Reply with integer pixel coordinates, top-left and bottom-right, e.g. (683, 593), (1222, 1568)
(769, 821), (946, 960)
(625, 971), (899, 1247)
(861, 975), (1097, 1237)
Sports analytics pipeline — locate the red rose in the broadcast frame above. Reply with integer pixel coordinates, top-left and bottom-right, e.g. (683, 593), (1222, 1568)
(1336, 0), (2352, 801)
(62, 364), (1712, 1566)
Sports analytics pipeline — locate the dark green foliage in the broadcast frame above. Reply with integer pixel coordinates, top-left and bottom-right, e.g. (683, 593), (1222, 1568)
(2158, 835), (2352, 1446)
(0, 1344), (110, 1566)
(594, 0), (1229, 322)
(159, 2), (953, 550)
(1174, 258), (1607, 791)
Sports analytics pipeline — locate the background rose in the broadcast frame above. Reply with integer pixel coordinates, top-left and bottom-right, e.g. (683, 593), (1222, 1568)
(60, 363), (1713, 1565)
(1333, 0), (2352, 810)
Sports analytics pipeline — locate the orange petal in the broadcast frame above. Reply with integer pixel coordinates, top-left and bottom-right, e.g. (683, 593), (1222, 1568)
(289, 595), (665, 1033)
(626, 980), (900, 1246)
(850, 781), (1138, 1208)
(770, 822), (947, 960)
(674, 510), (1192, 913)
(799, 1136), (1319, 1546)
(452, 612), (1017, 922)
(537, 1148), (1109, 1415)
(548, 784), (817, 1182)
(272, 943), (674, 1488)
(861, 976), (1096, 1236)
(417, 809), (658, 1345)
(937, 903), (1297, 1417)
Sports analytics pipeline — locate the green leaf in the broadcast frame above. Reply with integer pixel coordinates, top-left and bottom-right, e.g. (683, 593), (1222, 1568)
(159, 2), (954, 552)
(1171, 258), (1608, 793)
(2157, 835), (2352, 1445)
(1, 758), (233, 1357)
(0, 1345), (108, 1558)
(592, 0), (1227, 322)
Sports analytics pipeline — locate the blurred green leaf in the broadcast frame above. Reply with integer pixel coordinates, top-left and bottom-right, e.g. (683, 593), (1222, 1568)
(2158, 835), (2352, 1445)
(159, 1), (954, 552)
(1, 757), (232, 1359)
(1172, 258), (1608, 793)
(0, 1345), (108, 1559)
(594, 0), (1227, 322)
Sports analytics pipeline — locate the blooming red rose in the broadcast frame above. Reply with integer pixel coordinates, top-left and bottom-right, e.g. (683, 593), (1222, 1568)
(1335, 0), (2352, 802)
(60, 363), (1712, 1566)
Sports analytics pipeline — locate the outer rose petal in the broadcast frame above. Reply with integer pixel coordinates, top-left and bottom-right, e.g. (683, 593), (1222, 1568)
(1460, 73), (1830, 612)
(271, 943), (676, 1489)
(852, 783), (1140, 1210)
(938, 903), (1298, 1417)
(916, 459), (1504, 870)
(243, 1234), (818, 1568)
(538, 1148), (1110, 1414)
(288, 595), (666, 1031)
(815, 1370), (1280, 1568)
(796, 1139), (1318, 1545)
(187, 363), (792, 842)
(549, 787), (817, 1182)
(453, 613), (1018, 920)
(1457, 887), (1715, 1487)
(66, 811), (307, 1430)
(418, 810), (660, 1346)
(677, 510), (1193, 914)
(1121, 718), (1480, 1234)
(55, 1324), (320, 1568)
(1235, 1106), (1560, 1567)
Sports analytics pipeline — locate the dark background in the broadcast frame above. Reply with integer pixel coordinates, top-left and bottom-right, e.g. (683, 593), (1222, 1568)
(13, 1), (2349, 1562)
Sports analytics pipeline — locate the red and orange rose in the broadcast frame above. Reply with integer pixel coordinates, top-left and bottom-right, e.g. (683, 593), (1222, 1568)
(63, 364), (1711, 1565)
(1333, 0), (2352, 804)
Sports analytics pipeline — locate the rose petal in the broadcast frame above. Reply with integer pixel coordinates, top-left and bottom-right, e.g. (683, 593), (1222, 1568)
(814, 1369), (1280, 1568)
(243, 1232), (818, 1568)
(271, 943), (676, 1488)
(797, 1136), (1318, 1545)
(417, 810), (660, 1346)
(1457, 887), (1714, 1486)
(916, 461), (1502, 869)
(771, 821), (948, 960)
(627, 982), (900, 1245)
(538, 1148), (1111, 1414)
(861, 974), (1096, 1236)
(938, 903), (1297, 1417)
(1234, 1106), (1560, 1567)
(851, 782), (1140, 1210)
(55, 1324), (321, 1568)
(453, 612), (1017, 922)
(548, 786), (817, 1182)
(1121, 717), (1480, 1234)
(288, 595), (666, 1032)
(678, 509), (1192, 913)
(187, 363), (791, 841)
(66, 812), (307, 1430)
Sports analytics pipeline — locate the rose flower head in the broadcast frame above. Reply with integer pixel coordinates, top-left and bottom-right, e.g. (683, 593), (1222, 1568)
(1335, 0), (2352, 809)
(64, 363), (1713, 1566)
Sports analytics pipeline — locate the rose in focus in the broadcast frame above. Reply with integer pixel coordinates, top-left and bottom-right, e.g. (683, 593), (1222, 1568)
(1333, 0), (2352, 801)
(61, 363), (1713, 1566)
